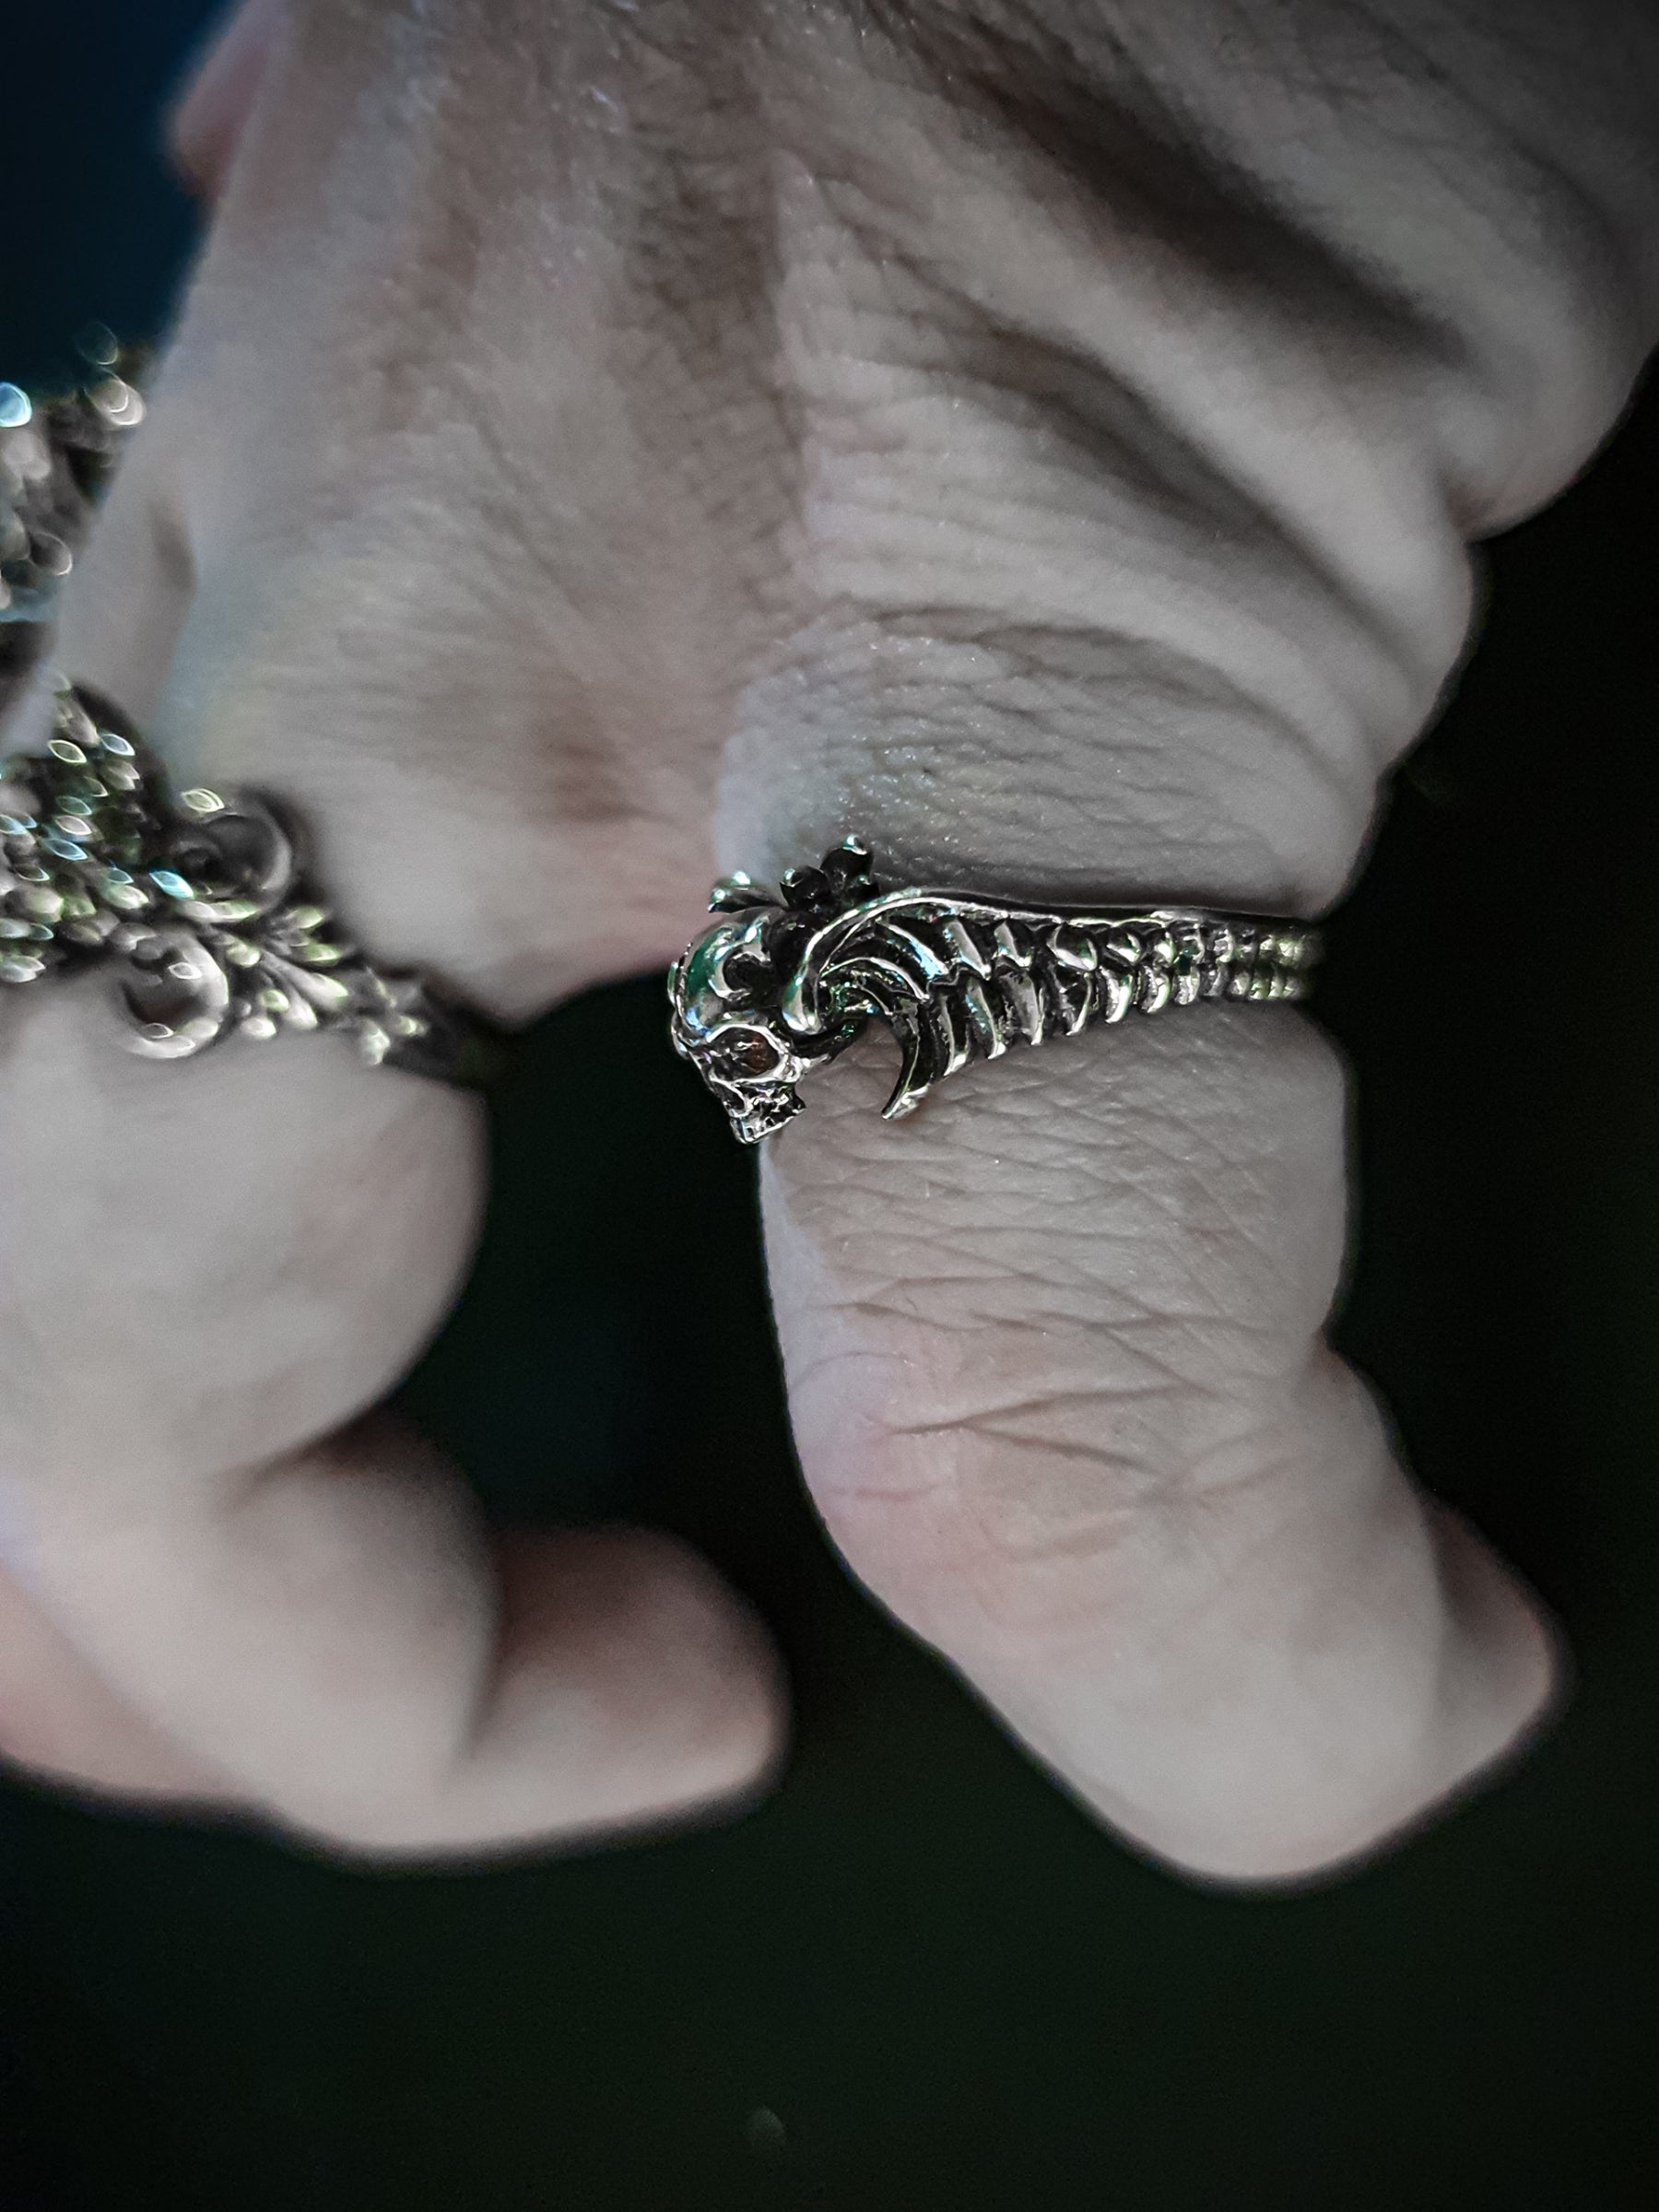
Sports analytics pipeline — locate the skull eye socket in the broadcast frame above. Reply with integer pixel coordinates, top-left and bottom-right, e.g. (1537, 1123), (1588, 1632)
(719, 947), (774, 1001)
(709, 1030), (785, 1080)
(682, 927), (773, 1008)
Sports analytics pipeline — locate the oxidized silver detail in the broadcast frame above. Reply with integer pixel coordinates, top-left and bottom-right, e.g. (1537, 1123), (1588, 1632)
(0, 680), (489, 1082)
(1, 335), (146, 714)
(670, 841), (1317, 1143)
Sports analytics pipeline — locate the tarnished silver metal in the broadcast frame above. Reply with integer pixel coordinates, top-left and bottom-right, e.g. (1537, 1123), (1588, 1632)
(0, 334), (146, 713)
(670, 841), (1317, 1143)
(0, 680), (492, 1083)
(0, 342), (488, 1084)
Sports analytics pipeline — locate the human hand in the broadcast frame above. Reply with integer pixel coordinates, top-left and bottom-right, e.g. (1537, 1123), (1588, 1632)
(2, 0), (1654, 1876)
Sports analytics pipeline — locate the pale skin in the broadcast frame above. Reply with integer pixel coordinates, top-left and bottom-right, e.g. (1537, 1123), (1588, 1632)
(1, 0), (1655, 1877)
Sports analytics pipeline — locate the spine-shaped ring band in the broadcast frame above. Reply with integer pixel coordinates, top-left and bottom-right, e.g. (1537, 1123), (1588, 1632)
(670, 841), (1317, 1143)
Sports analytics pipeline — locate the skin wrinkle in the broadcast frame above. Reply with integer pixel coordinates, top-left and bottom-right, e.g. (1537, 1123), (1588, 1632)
(772, 614), (1375, 864)
(788, 1250), (1327, 1480)
(796, 1315), (1309, 1460)
(825, 1372), (1392, 1652)
(716, 131), (1451, 898)
(954, 1429), (1416, 1684)
(1228, 3), (1644, 361)
(772, 340), (1425, 731)
(771, 1018), (1340, 1301)
(783, 156), (1410, 543)
(802, 1258), (1296, 1339)
(1340, 0), (1652, 330)
(806, 1234), (1312, 1329)
(799, 1293), (1301, 1380)
(823, 6), (1486, 676)
(791, 1306), (1279, 1397)
(895, 0), (1652, 526)
(768, 41), (1476, 606)
(795, 1284), (1320, 1367)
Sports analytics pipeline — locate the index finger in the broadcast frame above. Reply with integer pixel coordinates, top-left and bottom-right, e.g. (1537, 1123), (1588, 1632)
(0, 933), (778, 1850)
(0, 44), (787, 1854)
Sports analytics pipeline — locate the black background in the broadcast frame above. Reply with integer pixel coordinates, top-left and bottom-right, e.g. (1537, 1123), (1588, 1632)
(2, 6), (1656, 2206)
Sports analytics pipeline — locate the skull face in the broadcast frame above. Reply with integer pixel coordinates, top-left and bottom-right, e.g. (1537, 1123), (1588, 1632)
(683, 1017), (809, 1142)
(668, 912), (812, 1143)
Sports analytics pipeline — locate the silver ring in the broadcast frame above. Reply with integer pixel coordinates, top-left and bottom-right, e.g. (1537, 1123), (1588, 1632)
(670, 841), (1317, 1143)
(1, 335), (146, 716)
(0, 679), (495, 1085)
(2, 346), (492, 1085)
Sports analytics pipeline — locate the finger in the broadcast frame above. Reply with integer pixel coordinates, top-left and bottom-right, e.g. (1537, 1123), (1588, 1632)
(0, 971), (781, 1854)
(2, 0), (795, 1855)
(764, 1019), (1553, 1881)
(0, 1500), (777, 1847)
(703, 0), (1654, 1878)
(0, 1563), (239, 1806)
(25, 1429), (782, 1857)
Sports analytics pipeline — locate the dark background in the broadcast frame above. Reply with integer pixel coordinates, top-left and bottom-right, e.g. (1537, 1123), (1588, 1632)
(3, 6), (1656, 2206)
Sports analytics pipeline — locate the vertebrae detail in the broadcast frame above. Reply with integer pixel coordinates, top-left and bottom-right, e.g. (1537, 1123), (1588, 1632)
(669, 841), (1317, 1144)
